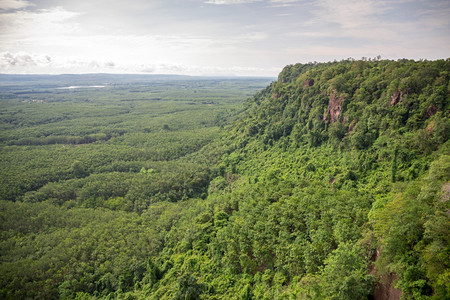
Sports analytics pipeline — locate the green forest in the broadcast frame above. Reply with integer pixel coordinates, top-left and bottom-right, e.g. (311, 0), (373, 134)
(0, 59), (449, 299)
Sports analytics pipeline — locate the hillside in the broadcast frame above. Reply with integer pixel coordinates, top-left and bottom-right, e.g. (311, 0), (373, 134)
(199, 59), (449, 299)
(1, 60), (449, 299)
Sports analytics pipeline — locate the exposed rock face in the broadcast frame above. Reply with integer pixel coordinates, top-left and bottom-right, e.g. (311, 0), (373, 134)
(390, 88), (413, 106)
(372, 273), (402, 300)
(303, 79), (314, 88)
(370, 247), (402, 300)
(426, 105), (438, 118)
(324, 90), (344, 124)
(390, 90), (402, 106)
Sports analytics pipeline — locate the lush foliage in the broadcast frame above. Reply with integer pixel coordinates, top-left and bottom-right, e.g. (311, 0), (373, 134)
(0, 59), (449, 299)
(0, 75), (271, 299)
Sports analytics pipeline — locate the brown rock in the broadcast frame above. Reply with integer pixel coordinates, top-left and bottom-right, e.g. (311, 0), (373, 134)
(303, 79), (314, 88)
(426, 105), (438, 118)
(390, 90), (402, 106)
(324, 90), (344, 124)
(373, 273), (402, 300)
(371, 246), (402, 300)
(390, 88), (413, 106)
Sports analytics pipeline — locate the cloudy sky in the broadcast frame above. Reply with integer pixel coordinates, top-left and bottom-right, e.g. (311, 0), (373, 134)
(0, 0), (449, 76)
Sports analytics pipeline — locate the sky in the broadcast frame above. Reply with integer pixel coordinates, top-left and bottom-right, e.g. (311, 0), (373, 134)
(0, 0), (449, 76)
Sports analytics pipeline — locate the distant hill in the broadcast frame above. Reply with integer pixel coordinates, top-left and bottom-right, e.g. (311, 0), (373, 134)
(0, 73), (274, 88)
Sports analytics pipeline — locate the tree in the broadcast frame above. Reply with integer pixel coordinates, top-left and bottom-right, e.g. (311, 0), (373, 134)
(173, 274), (204, 300)
(320, 243), (374, 299)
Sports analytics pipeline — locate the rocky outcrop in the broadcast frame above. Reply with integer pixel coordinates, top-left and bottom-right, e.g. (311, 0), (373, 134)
(370, 247), (402, 300)
(372, 273), (402, 300)
(324, 90), (344, 124)
(303, 79), (314, 88)
(426, 105), (438, 118)
(390, 88), (413, 106)
(390, 90), (402, 106)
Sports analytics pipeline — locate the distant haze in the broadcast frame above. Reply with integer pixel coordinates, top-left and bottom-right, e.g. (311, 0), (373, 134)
(0, 0), (449, 76)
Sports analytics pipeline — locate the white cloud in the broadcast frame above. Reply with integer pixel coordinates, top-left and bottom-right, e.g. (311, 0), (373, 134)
(312, 0), (388, 30)
(308, 0), (450, 51)
(415, 1), (450, 29)
(0, 51), (278, 76)
(0, 0), (34, 10)
(135, 63), (279, 76)
(270, 0), (300, 2)
(205, 0), (259, 4)
(235, 32), (268, 42)
(0, 0), (447, 76)
(1, 20), (273, 71)
(269, 0), (302, 7)
(0, 52), (50, 68)
(0, 6), (80, 40)
(205, 0), (301, 5)
(0, 52), (120, 73)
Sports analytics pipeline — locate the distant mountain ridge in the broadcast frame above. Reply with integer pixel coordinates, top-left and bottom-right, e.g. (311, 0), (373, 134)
(0, 73), (274, 84)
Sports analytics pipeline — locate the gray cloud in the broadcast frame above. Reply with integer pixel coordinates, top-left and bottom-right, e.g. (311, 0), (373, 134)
(0, 52), (50, 68)
(205, 0), (300, 4)
(205, 0), (260, 4)
(0, 52), (120, 73)
(0, 0), (448, 76)
(0, 51), (280, 76)
(0, 0), (34, 10)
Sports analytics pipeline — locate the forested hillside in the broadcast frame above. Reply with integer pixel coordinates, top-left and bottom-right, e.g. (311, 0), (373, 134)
(200, 59), (449, 299)
(1, 60), (449, 299)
